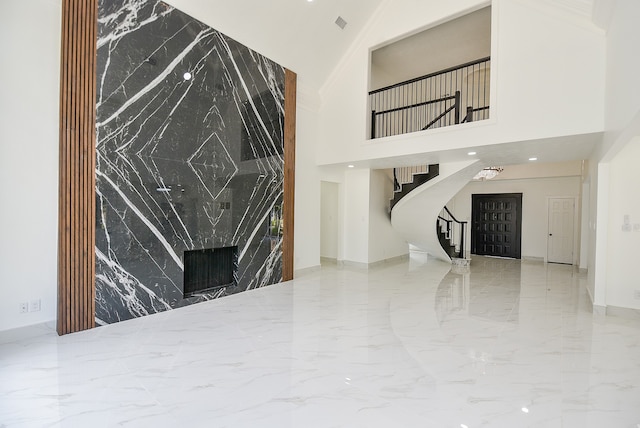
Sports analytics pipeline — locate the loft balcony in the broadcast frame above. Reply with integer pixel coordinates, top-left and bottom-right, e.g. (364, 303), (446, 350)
(369, 57), (490, 139)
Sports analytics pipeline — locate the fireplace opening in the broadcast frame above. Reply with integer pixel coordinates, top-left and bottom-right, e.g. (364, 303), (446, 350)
(183, 246), (238, 297)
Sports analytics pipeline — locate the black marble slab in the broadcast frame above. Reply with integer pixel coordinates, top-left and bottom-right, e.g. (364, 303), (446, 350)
(95, 0), (285, 324)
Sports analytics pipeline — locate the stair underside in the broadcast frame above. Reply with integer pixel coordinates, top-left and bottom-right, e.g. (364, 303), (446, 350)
(390, 164), (439, 211)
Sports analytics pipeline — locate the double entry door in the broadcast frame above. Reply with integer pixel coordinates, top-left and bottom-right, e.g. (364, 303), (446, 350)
(471, 193), (522, 259)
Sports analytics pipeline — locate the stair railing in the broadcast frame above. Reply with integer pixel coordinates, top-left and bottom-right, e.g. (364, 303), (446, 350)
(370, 57), (490, 139)
(394, 165), (429, 188)
(390, 164), (439, 212)
(437, 206), (468, 259)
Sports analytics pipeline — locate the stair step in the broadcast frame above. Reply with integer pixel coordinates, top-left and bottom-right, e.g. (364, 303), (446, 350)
(451, 258), (471, 267)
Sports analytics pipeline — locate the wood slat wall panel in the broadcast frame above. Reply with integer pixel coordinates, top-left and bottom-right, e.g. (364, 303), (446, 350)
(283, 69), (297, 281)
(58, 0), (97, 335)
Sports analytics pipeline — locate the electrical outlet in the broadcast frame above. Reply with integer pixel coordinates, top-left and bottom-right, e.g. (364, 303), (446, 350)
(29, 299), (41, 312)
(19, 302), (28, 314)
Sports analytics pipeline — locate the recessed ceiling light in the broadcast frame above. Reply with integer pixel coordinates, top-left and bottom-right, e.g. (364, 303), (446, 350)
(183, 72), (192, 81)
(468, 151), (477, 156)
(348, 165), (355, 168)
(529, 157), (537, 161)
(522, 407), (530, 413)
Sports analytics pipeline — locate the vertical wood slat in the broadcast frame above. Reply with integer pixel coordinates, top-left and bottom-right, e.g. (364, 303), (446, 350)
(58, 0), (97, 335)
(282, 69), (297, 282)
(58, 0), (69, 335)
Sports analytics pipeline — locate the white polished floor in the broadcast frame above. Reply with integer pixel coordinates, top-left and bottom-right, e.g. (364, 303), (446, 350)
(1, 255), (640, 427)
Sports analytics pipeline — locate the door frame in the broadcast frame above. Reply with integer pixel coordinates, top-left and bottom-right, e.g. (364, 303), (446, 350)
(471, 193), (523, 259)
(545, 196), (579, 265)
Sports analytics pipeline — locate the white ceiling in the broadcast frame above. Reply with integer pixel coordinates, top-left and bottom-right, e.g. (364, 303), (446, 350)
(169, 0), (598, 91)
(541, 0), (594, 18)
(166, 0), (385, 89)
(341, 133), (602, 171)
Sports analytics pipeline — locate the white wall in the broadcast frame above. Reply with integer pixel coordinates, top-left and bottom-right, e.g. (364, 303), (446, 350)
(342, 169), (371, 264)
(601, 0), (640, 156)
(449, 176), (581, 261)
(368, 170), (409, 263)
(293, 100), (322, 272)
(586, 0), (640, 309)
(369, 62), (398, 92)
(579, 179), (590, 270)
(320, 181), (339, 259)
(0, 0), (61, 330)
(605, 138), (640, 309)
(586, 150), (607, 306)
(493, 160), (582, 181)
(322, 168), (409, 265)
(317, 0), (605, 166)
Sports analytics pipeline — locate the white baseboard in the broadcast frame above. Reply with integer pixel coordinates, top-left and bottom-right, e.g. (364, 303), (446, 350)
(606, 305), (640, 319)
(294, 265), (322, 276)
(368, 253), (410, 267)
(592, 304), (606, 316)
(337, 260), (369, 269)
(0, 320), (56, 342)
(337, 253), (410, 269)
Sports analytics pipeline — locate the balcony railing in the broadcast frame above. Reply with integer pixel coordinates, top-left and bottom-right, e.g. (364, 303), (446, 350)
(369, 57), (490, 139)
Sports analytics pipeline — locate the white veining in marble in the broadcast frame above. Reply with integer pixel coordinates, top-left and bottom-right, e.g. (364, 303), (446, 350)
(94, 0), (286, 323)
(1, 255), (640, 427)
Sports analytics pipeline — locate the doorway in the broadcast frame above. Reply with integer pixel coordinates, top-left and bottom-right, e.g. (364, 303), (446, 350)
(471, 193), (523, 259)
(547, 197), (575, 264)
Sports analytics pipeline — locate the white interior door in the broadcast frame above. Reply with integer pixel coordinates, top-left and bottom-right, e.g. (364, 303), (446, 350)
(547, 198), (575, 264)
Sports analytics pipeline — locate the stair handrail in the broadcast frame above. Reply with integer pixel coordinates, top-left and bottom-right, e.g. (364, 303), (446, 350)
(440, 206), (467, 259)
(443, 206), (463, 224)
(421, 91), (460, 130)
(369, 56), (491, 95)
(437, 216), (453, 243)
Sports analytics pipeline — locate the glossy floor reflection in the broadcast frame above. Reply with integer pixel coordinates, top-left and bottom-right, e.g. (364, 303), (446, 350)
(1, 255), (639, 427)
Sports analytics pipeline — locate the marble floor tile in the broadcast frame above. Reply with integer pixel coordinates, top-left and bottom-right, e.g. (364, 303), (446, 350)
(1, 254), (640, 427)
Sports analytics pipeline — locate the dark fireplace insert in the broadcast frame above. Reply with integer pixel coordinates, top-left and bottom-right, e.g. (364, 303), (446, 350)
(183, 246), (238, 297)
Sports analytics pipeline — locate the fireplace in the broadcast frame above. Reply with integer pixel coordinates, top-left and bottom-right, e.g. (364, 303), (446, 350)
(183, 246), (238, 297)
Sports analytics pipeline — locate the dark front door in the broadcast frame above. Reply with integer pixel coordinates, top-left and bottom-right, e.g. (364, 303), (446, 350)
(471, 193), (522, 259)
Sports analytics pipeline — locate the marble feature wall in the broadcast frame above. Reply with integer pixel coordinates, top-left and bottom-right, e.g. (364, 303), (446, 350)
(95, 0), (285, 324)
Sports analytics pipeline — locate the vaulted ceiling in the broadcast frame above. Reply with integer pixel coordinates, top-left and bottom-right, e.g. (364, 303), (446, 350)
(542, 0), (594, 18)
(166, 0), (385, 89)
(166, 0), (603, 92)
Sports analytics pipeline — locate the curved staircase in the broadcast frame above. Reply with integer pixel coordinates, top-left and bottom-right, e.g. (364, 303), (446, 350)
(390, 160), (486, 263)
